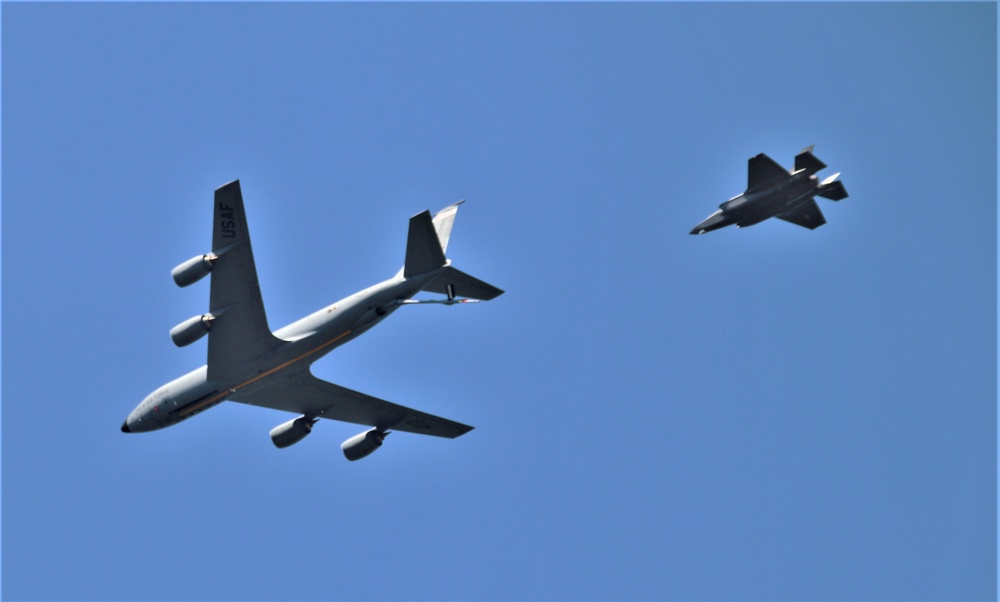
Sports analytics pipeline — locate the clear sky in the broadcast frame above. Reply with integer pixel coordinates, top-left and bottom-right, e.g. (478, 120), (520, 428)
(2, 3), (996, 600)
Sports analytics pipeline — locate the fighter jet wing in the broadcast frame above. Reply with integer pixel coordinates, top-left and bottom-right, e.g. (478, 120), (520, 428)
(206, 180), (285, 379)
(231, 369), (473, 438)
(747, 153), (789, 191)
(777, 200), (827, 230)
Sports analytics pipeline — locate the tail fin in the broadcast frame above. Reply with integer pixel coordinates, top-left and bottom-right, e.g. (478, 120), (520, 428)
(402, 201), (467, 277)
(403, 210), (447, 277)
(794, 145), (827, 175)
(431, 200), (463, 255)
(400, 202), (504, 300)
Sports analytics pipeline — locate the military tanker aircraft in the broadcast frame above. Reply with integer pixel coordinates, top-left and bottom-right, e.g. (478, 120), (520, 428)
(122, 180), (502, 460)
(691, 146), (848, 234)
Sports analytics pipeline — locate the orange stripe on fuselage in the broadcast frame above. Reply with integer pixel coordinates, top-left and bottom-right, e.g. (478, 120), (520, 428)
(177, 329), (352, 418)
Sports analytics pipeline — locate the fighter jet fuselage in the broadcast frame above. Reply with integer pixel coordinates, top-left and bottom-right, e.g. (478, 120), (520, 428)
(719, 172), (818, 227)
(691, 146), (848, 234)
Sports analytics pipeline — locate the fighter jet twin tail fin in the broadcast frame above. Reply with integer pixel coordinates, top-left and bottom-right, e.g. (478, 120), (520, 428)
(793, 146), (848, 204)
(794, 145), (827, 175)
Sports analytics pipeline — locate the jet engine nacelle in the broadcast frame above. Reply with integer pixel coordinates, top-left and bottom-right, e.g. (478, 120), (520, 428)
(169, 314), (215, 347)
(270, 416), (318, 449)
(341, 428), (388, 461)
(171, 253), (217, 287)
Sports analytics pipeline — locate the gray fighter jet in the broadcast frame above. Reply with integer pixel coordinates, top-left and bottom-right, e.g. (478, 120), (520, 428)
(122, 180), (502, 461)
(690, 146), (848, 234)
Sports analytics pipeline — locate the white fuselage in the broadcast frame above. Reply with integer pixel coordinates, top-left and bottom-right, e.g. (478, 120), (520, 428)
(122, 268), (444, 433)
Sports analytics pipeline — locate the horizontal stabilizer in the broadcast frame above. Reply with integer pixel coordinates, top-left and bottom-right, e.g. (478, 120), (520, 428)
(818, 180), (848, 201)
(404, 210), (447, 277)
(777, 200), (826, 230)
(794, 147), (827, 175)
(423, 266), (504, 301)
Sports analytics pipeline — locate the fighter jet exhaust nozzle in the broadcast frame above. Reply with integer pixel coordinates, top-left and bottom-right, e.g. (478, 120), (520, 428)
(171, 253), (218, 287)
(341, 428), (389, 461)
(270, 416), (319, 448)
(170, 313), (216, 347)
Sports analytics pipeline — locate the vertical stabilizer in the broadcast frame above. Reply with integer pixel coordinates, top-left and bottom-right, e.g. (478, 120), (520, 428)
(404, 210), (446, 277)
(794, 146), (827, 175)
(400, 202), (503, 301)
(432, 200), (464, 255)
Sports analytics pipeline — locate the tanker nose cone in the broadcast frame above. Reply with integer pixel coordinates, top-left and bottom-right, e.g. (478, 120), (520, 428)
(121, 420), (132, 433)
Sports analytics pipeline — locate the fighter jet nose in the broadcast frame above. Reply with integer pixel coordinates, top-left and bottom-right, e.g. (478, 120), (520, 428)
(691, 210), (728, 235)
(121, 420), (132, 433)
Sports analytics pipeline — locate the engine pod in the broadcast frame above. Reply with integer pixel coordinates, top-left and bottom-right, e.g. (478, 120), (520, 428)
(171, 253), (217, 287)
(270, 416), (317, 449)
(341, 428), (388, 461)
(169, 314), (215, 347)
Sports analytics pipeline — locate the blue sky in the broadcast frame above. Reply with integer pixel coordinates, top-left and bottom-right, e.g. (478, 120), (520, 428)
(2, 3), (996, 600)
